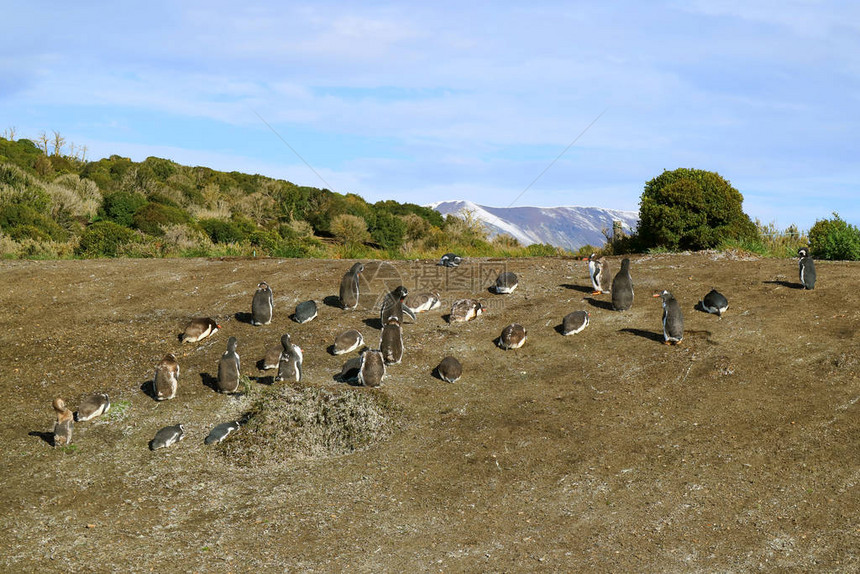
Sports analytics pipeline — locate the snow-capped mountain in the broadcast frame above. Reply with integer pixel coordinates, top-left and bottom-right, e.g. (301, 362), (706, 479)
(429, 200), (639, 252)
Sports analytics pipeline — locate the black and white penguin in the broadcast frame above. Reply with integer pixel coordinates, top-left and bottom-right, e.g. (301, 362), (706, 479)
(595, 257), (612, 294)
(217, 337), (241, 394)
(204, 421), (240, 445)
(332, 329), (364, 355)
(182, 318), (220, 343)
(75, 392), (110, 422)
(358, 349), (386, 387)
(798, 247), (816, 290)
(150, 424), (184, 450)
(654, 290), (684, 345)
(294, 300), (318, 324)
(275, 334), (303, 382)
(498, 323), (527, 350)
(494, 271), (519, 294)
(154, 353), (180, 400)
(562, 310), (589, 335)
(586, 253), (601, 294)
(380, 317), (403, 365)
(337, 356), (363, 383)
(52, 398), (74, 447)
(339, 262), (365, 310)
(261, 344), (282, 370)
(611, 258), (634, 311)
(404, 291), (442, 313)
(380, 286), (416, 324)
(700, 288), (729, 317)
(450, 299), (483, 323)
(438, 253), (462, 268)
(251, 281), (274, 325)
(435, 356), (462, 383)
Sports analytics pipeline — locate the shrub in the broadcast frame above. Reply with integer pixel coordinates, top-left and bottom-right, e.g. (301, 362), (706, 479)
(637, 168), (757, 251)
(131, 202), (193, 236)
(199, 218), (247, 244)
(7, 224), (51, 242)
(330, 213), (370, 244)
(102, 191), (148, 227)
(370, 210), (407, 251)
(76, 221), (136, 257)
(0, 204), (68, 241)
(808, 213), (860, 261)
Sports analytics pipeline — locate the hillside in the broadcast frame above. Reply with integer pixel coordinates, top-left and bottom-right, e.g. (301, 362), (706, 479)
(1, 254), (858, 572)
(431, 199), (639, 251)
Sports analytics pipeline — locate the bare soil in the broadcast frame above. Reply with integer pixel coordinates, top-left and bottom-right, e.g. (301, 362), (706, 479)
(1, 253), (858, 573)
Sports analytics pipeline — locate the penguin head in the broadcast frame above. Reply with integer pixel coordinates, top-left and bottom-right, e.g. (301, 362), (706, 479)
(226, 337), (238, 352)
(257, 281), (269, 290)
(394, 286), (408, 300)
(350, 262), (365, 274)
(653, 290), (673, 302)
(798, 247), (809, 258)
(280, 334), (292, 350)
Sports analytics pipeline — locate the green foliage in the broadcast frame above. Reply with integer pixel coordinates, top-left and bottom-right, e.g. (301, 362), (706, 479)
(369, 210), (406, 250)
(76, 221), (136, 257)
(637, 168), (757, 251)
(199, 218), (247, 244)
(132, 202), (193, 236)
(374, 199), (444, 227)
(0, 204), (68, 240)
(330, 213), (370, 244)
(719, 219), (807, 258)
(808, 213), (860, 261)
(7, 224), (52, 242)
(102, 191), (148, 227)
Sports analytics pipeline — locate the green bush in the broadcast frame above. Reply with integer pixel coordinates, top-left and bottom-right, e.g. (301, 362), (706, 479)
(76, 221), (136, 257)
(637, 168), (757, 251)
(132, 202), (192, 236)
(370, 210), (407, 250)
(808, 213), (860, 261)
(102, 191), (148, 227)
(0, 204), (68, 240)
(7, 224), (52, 242)
(199, 218), (246, 244)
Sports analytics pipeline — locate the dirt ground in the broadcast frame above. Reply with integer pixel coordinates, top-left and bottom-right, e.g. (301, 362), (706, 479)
(1, 253), (858, 573)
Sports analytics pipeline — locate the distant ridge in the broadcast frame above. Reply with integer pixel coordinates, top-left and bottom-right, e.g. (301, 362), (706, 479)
(429, 200), (639, 252)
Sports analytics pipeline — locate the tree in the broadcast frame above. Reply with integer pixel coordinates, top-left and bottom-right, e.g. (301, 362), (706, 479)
(637, 168), (757, 251)
(808, 213), (860, 261)
(51, 131), (66, 157)
(330, 213), (370, 244)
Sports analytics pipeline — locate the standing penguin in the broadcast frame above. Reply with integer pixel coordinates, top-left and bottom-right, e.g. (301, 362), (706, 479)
(380, 317), (404, 365)
(498, 323), (527, 350)
(611, 258), (634, 311)
(251, 281), (274, 325)
(798, 247), (816, 290)
(52, 398), (74, 447)
(75, 392), (110, 422)
(586, 253), (601, 294)
(595, 257), (612, 294)
(153, 353), (180, 400)
(380, 286), (416, 324)
(275, 334), (303, 383)
(700, 288), (729, 317)
(358, 349), (386, 387)
(654, 290), (684, 345)
(339, 262), (364, 310)
(216, 337), (241, 393)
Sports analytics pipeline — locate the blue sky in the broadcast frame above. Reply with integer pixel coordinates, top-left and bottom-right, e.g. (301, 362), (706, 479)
(2, 1), (858, 231)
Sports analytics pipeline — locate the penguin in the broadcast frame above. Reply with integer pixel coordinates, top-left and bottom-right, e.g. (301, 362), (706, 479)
(380, 286), (416, 324)
(75, 392), (110, 422)
(261, 344), (282, 370)
(358, 349), (386, 387)
(251, 281), (274, 325)
(52, 398), (74, 447)
(339, 262), (364, 310)
(700, 288), (729, 317)
(494, 271), (519, 294)
(293, 300), (318, 324)
(182, 318), (220, 343)
(204, 420), (240, 445)
(337, 356), (363, 383)
(450, 299), (483, 323)
(216, 336), (241, 393)
(654, 290), (684, 345)
(798, 247), (816, 290)
(150, 424), (184, 450)
(611, 257), (634, 311)
(380, 317), (404, 365)
(438, 253), (462, 268)
(595, 257), (612, 294)
(153, 353), (180, 400)
(332, 329), (364, 355)
(586, 253), (601, 294)
(498, 323), (527, 350)
(562, 310), (589, 335)
(435, 356), (462, 383)
(404, 291), (442, 313)
(275, 334), (303, 383)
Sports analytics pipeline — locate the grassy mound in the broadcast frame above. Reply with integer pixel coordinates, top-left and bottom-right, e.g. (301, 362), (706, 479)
(221, 384), (400, 466)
